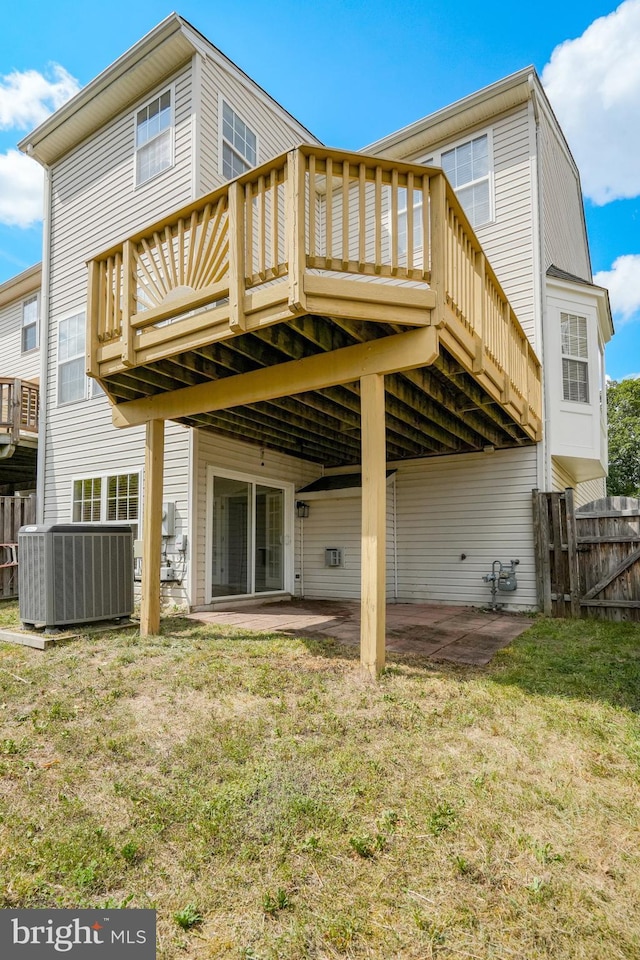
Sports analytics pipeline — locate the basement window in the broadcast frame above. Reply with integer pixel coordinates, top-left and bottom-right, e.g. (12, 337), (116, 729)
(561, 312), (589, 403)
(72, 471), (140, 537)
(135, 89), (173, 186)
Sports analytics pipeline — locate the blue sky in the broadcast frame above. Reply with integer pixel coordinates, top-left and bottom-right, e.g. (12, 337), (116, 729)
(1, 0), (639, 379)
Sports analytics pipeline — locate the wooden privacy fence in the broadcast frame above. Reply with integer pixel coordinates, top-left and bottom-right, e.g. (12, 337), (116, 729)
(0, 495), (36, 599)
(533, 490), (640, 620)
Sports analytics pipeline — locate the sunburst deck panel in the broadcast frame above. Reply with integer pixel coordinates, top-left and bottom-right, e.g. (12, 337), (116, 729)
(87, 145), (542, 450)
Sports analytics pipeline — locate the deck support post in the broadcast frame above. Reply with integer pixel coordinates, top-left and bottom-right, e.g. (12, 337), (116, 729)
(140, 418), (165, 636)
(360, 373), (386, 679)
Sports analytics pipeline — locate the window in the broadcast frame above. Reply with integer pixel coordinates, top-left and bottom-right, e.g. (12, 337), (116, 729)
(561, 312), (589, 403)
(221, 101), (257, 179)
(135, 89), (172, 185)
(58, 312), (86, 404)
(441, 134), (491, 227)
(72, 471), (140, 536)
(22, 296), (38, 352)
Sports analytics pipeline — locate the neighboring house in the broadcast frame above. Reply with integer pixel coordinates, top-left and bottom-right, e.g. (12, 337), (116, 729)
(0, 264), (41, 495)
(14, 14), (612, 672)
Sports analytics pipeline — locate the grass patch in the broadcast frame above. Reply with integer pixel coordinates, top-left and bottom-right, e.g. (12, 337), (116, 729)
(0, 598), (639, 957)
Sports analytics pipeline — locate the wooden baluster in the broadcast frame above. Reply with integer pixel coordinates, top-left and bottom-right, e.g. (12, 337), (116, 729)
(325, 157), (333, 262)
(272, 168), (280, 273)
(178, 218), (185, 286)
(358, 162), (366, 271)
(185, 210), (199, 287)
(258, 174), (266, 281)
(244, 184), (254, 282)
(341, 159), (350, 269)
(374, 166), (382, 273)
(406, 172), (414, 272)
(308, 154), (316, 261)
(390, 168), (398, 275)
(421, 175), (430, 279)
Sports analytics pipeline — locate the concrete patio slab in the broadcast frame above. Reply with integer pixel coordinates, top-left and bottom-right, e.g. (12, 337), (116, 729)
(188, 599), (533, 666)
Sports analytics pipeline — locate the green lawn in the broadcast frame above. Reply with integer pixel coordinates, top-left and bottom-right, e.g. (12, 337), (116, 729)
(0, 601), (639, 959)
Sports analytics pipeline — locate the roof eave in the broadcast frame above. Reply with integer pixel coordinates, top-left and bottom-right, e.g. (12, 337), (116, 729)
(0, 262), (42, 308)
(362, 66), (537, 159)
(18, 13), (199, 167)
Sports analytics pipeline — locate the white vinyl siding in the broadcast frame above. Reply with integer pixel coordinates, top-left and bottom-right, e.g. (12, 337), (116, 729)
(0, 287), (41, 382)
(394, 447), (538, 609)
(539, 109), (591, 280)
(135, 88), (173, 185)
(43, 64), (194, 610)
(410, 108), (535, 346)
(198, 56), (315, 194)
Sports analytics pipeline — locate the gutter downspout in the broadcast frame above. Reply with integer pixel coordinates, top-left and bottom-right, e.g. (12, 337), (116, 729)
(528, 75), (551, 493)
(36, 164), (52, 524)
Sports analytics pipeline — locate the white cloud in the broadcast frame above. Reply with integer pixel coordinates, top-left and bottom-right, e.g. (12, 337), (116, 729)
(542, 0), (640, 205)
(0, 64), (80, 131)
(0, 64), (79, 228)
(594, 254), (640, 321)
(0, 150), (43, 227)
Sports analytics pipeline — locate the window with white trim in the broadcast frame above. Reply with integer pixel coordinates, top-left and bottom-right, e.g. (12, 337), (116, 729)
(22, 295), (38, 352)
(441, 134), (491, 228)
(561, 312), (589, 403)
(135, 89), (172, 185)
(72, 471), (140, 537)
(58, 312), (86, 404)
(221, 101), (257, 179)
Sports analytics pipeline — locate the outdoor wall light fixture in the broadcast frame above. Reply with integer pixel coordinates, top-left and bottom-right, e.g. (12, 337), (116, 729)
(296, 501), (310, 519)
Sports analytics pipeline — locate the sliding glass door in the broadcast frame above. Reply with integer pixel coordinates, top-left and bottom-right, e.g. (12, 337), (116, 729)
(209, 471), (289, 600)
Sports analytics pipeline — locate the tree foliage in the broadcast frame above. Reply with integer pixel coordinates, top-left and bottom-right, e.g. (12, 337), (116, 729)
(606, 378), (640, 496)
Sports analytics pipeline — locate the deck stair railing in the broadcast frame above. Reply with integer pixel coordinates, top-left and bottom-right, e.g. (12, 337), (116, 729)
(87, 145), (541, 431)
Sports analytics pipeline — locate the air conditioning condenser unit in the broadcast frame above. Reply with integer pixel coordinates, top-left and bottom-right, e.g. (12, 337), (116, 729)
(19, 524), (134, 630)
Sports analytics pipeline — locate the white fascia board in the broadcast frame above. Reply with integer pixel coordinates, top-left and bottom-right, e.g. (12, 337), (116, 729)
(362, 66), (535, 158)
(0, 262), (41, 308)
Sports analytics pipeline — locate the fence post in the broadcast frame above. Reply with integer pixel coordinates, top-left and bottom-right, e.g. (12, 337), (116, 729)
(563, 488), (581, 618)
(532, 489), (552, 615)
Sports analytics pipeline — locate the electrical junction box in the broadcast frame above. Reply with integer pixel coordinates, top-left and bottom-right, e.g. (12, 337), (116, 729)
(325, 547), (342, 567)
(160, 564), (178, 582)
(161, 502), (175, 537)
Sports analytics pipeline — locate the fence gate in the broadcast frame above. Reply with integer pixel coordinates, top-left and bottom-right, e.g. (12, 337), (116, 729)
(0, 495), (36, 599)
(532, 490), (640, 620)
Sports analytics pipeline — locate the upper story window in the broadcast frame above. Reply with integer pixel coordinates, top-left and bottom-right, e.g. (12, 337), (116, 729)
(441, 134), (491, 228)
(22, 295), (38, 353)
(221, 101), (257, 179)
(561, 312), (589, 403)
(135, 89), (173, 186)
(58, 312), (85, 405)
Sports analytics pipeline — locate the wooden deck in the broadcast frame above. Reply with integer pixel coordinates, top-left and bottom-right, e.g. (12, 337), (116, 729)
(87, 145), (541, 462)
(0, 379), (39, 491)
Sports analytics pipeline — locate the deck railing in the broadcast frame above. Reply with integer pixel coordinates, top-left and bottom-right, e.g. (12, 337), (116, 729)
(87, 145), (541, 429)
(0, 379), (39, 441)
